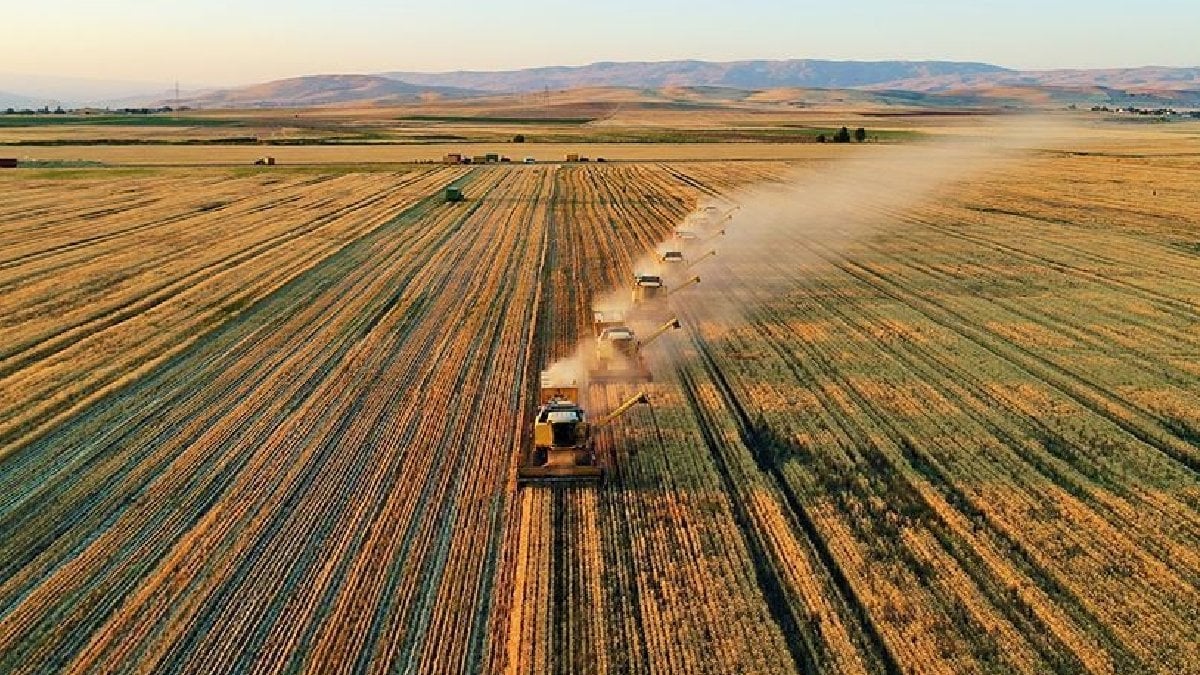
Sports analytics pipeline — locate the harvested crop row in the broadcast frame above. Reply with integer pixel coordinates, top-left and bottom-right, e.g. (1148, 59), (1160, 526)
(0, 168), (465, 454)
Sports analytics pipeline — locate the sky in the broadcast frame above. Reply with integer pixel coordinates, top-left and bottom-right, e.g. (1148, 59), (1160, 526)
(5, 0), (1198, 88)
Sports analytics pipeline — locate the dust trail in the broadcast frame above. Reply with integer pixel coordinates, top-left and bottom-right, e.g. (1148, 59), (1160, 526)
(658, 114), (1079, 342)
(547, 115), (1076, 388)
(540, 349), (586, 389)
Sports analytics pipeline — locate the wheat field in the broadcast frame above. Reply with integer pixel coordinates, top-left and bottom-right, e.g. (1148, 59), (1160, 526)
(2, 120), (1198, 673)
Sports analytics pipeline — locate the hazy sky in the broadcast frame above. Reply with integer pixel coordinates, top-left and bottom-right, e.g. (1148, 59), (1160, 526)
(7, 0), (1198, 86)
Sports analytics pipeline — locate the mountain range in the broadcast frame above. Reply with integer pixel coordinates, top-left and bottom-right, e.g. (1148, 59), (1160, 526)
(0, 90), (54, 110)
(380, 59), (1014, 92)
(170, 74), (482, 109)
(5, 60), (1199, 109)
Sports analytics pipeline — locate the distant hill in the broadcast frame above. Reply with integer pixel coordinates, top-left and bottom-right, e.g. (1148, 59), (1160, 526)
(382, 59), (1012, 92)
(870, 66), (1200, 93)
(0, 90), (54, 110)
(137, 61), (1200, 110)
(0, 74), (179, 108)
(172, 74), (484, 109)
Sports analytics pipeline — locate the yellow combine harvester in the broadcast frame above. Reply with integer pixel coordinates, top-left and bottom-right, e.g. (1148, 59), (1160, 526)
(631, 274), (665, 305)
(517, 372), (649, 486)
(631, 274), (700, 308)
(590, 317), (681, 382)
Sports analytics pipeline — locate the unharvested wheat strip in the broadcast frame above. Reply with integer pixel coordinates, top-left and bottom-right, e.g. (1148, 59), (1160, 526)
(777, 246), (1200, 588)
(744, 488), (872, 675)
(500, 488), (535, 675)
(971, 488), (1185, 669)
(849, 349), (1200, 667)
(804, 501), (955, 675)
(905, 474), (1117, 673)
(680, 356), (864, 672)
(902, 526), (1043, 673)
(792, 231), (1200, 477)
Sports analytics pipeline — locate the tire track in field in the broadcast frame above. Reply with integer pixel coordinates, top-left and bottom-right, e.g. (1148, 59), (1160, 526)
(796, 238), (1200, 475)
(712, 273), (1127, 673)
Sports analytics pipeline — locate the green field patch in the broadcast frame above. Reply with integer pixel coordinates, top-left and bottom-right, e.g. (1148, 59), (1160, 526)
(0, 115), (242, 128)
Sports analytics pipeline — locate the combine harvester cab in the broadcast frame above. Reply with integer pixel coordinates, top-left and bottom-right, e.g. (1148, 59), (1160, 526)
(699, 204), (738, 229)
(658, 249), (693, 283)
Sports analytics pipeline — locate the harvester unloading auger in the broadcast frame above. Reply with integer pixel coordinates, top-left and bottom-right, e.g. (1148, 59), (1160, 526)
(589, 317), (681, 382)
(684, 250), (716, 270)
(517, 372), (653, 486)
(667, 275), (701, 298)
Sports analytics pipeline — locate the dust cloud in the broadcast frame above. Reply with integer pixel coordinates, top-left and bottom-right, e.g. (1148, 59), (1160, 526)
(670, 115), (1077, 329)
(546, 115), (1076, 391)
(540, 349), (585, 389)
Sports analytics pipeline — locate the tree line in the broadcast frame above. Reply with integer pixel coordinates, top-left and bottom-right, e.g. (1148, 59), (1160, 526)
(816, 126), (868, 143)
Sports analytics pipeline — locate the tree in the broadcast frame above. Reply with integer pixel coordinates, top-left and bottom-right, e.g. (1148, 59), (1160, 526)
(854, 127), (867, 142)
(833, 126), (851, 143)
(815, 133), (827, 143)
(512, 134), (526, 143)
